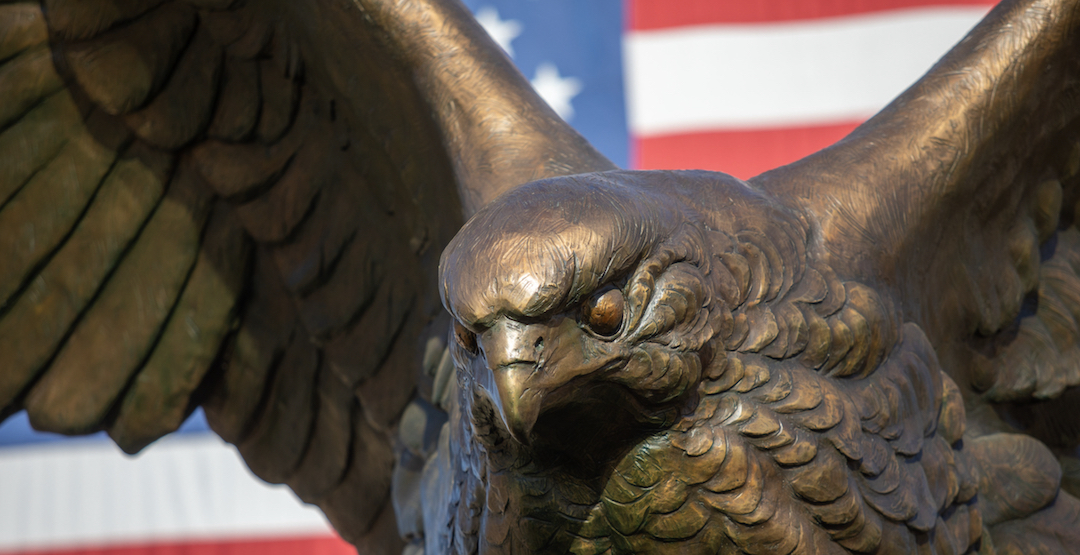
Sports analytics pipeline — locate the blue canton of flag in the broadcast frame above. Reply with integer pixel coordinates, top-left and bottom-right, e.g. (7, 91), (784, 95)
(462, 0), (629, 168)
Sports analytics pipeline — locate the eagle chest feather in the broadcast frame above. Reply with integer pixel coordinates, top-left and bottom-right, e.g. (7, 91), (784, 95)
(571, 331), (981, 555)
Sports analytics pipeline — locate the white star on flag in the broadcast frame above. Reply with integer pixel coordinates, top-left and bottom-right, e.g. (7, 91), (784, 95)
(475, 6), (522, 58)
(531, 62), (583, 122)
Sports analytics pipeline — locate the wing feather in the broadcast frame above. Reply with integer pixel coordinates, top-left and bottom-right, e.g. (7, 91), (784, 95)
(122, 25), (223, 150)
(108, 203), (249, 452)
(0, 142), (170, 412)
(0, 108), (124, 306)
(24, 163), (213, 434)
(237, 326), (320, 483)
(0, 0), (615, 549)
(58, 1), (197, 115)
(42, 0), (168, 42)
(285, 364), (354, 502)
(0, 45), (62, 130)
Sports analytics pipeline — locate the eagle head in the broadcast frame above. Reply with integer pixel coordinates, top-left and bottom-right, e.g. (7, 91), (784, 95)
(439, 172), (729, 461)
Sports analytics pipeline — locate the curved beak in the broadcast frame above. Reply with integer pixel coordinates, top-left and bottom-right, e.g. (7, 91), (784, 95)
(490, 363), (542, 443)
(472, 315), (618, 444)
(477, 317), (548, 443)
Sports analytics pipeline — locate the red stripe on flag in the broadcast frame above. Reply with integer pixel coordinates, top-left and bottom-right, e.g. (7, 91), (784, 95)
(632, 122), (862, 180)
(628, 0), (996, 30)
(2, 536), (355, 555)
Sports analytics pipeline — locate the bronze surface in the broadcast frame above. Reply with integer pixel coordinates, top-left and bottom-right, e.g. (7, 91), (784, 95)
(0, 0), (1079, 553)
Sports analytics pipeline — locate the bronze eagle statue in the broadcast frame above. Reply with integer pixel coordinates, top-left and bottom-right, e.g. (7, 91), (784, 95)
(0, 0), (1079, 553)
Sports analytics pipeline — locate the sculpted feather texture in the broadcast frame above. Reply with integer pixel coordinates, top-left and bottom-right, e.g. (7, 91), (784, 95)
(4, 0), (1080, 552)
(436, 171), (980, 554)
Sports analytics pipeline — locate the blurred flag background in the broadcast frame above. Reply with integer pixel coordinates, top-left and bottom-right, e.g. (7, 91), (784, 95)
(0, 0), (994, 553)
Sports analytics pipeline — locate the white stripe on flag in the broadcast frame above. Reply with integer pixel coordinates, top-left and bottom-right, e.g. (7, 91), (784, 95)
(625, 7), (990, 135)
(0, 434), (334, 551)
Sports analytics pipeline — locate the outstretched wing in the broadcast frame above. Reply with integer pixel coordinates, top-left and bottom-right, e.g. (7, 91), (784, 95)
(0, 0), (611, 549)
(752, 0), (1080, 545)
(753, 0), (1080, 415)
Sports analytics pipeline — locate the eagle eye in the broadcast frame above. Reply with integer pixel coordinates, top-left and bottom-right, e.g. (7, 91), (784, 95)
(582, 288), (624, 337)
(454, 321), (479, 355)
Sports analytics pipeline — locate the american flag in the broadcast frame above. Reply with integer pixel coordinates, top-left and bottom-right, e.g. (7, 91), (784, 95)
(0, 1), (994, 553)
